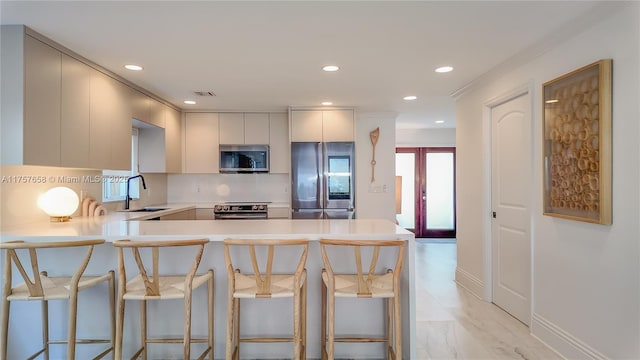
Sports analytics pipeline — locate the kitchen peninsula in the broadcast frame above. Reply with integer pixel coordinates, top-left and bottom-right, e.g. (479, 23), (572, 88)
(1, 204), (416, 359)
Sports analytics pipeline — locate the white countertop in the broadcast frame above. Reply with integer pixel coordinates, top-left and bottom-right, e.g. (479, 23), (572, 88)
(0, 203), (413, 241)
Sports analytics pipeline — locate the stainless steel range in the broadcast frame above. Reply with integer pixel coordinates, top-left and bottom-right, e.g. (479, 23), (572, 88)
(213, 202), (268, 220)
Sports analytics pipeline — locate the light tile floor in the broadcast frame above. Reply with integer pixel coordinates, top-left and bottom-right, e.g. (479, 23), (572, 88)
(414, 241), (562, 360)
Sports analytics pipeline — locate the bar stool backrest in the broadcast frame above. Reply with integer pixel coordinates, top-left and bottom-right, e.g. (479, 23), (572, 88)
(223, 238), (309, 297)
(112, 239), (209, 297)
(319, 239), (405, 297)
(1, 239), (105, 297)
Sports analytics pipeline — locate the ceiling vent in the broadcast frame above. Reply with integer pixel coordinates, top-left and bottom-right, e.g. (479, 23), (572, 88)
(194, 91), (216, 97)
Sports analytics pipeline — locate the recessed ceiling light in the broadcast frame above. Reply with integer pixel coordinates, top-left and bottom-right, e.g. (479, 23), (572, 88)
(322, 65), (340, 72)
(435, 120), (445, 124)
(124, 64), (143, 71)
(435, 66), (453, 73)
(321, 101), (333, 106)
(183, 100), (196, 105)
(403, 95), (417, 101)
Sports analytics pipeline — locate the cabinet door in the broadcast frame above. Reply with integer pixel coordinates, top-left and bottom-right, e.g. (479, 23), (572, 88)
(61, 54), (91, 168)
(291, 110), (322, 142)
(322, 109), (354, 141)
(219, 113), (244, 144)
(89, 71), (113, 169)
(90, 72), (131, 170)
(269, 113), (289, 173)
(165, 106), (182, 173)
(131, 90), (150, 123)
(195, 209), (215, 220)
(244, 112), (270, 144)
(147, 99), (165, 128)
(23, 35), (61, 166)
(185, 113), (219, 173)
(110, 80), (133, 170)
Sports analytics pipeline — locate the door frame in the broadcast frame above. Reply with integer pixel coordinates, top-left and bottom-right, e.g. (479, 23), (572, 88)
(482, 81), (534, 305)
(396, 147), (457, 238)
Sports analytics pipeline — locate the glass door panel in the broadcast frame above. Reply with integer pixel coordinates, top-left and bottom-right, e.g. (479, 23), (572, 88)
(395, 152), (415, 230)
(396, 147), (456, 238)
(425, 152), (455, 231)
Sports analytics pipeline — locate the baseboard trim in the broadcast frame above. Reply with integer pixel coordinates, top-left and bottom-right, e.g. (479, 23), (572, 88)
(454, 267), (484, 299)
(531, 313), (608, 360)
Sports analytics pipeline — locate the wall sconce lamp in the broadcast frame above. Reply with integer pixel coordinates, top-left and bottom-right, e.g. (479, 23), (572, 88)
(37, 186), (80, 222)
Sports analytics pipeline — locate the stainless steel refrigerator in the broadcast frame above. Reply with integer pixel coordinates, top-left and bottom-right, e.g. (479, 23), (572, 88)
(291, 142), (355, 219)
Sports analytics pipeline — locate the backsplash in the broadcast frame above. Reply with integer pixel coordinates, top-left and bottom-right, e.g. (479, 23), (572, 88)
(167, 173), (289, 204)
(0, 166), (167, 228)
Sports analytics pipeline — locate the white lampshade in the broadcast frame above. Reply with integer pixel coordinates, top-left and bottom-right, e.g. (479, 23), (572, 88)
(37, 187), (79, 222)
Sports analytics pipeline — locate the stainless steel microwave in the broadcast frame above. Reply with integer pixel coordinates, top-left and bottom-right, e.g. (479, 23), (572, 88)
(219, 145), (269, 173)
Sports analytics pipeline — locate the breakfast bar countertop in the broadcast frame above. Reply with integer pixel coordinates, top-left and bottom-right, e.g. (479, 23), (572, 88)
(0, 203), (414, 241)
(0, 204), (416, 359)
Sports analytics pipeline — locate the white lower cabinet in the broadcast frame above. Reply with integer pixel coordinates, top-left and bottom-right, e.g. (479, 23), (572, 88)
(195, 209), (215, 220)
(159, 209), (196, 220)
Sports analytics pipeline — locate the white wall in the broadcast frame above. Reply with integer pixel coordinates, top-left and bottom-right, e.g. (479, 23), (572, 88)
(167, 173), (289, 204)
(455, 4), (639, 359)
(396, 128), (456, 147)
(355, 112), (397, 221)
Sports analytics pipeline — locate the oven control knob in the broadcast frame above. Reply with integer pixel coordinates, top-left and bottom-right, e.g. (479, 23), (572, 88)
(214, 205), (221, 211)
(223, 205), (229, 211)
(252, 205), (258, 210)
(258, 205), (265, 211)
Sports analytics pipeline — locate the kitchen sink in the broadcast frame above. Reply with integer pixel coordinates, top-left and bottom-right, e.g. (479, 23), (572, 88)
(119, 207), (169, 212)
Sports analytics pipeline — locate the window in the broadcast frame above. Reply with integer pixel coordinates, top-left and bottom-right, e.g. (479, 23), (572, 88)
(102, 128), (139, 202)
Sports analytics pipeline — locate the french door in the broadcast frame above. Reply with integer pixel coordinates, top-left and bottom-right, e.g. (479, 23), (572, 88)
(395, 147), (456, 238)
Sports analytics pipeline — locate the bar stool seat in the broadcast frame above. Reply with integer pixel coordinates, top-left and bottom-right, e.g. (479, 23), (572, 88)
(122, 274), (212, 300)
(233, 273), (300, 298)
(320, 272), (395, 298)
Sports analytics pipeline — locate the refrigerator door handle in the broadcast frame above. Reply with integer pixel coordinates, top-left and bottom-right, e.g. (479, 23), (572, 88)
(318, 142), (325, 208)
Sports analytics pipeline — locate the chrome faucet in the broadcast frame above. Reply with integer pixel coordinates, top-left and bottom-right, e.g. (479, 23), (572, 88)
(125, 175), (147, 210)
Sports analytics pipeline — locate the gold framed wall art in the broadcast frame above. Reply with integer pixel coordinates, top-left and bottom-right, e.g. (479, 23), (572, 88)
(542, 59), (612, 224)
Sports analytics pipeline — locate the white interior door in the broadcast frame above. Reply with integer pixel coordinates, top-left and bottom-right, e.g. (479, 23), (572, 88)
(491, 92), (532, 325)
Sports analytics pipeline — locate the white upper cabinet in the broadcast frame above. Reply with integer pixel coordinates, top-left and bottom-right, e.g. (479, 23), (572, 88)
(164, 106), (182, 173)
(219, 112), (270, 144)
(23, 35), (62, 166)
(269, 113), (289, 173)
(244, 113), (270, 144)
(1, 27), (143, 171)
(61, 54), (91, 168)
(322, 109), (354, 142)
(219, 113), (245, 144)
(131, 90), (150, 124)
(184, 113), (219, 173)
(90, 70), (132, 170)
(291, 110), (323, 142)
(147, 99), (166, 128)
(290, 109), (354, 142)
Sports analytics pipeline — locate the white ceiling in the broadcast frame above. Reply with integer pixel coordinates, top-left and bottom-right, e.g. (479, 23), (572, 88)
(0, 1), (616, 129)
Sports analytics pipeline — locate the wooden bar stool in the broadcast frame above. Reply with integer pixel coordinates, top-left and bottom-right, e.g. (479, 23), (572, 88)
(112, 239), (214, 360)
(0, 239), (115, 360)
(224, 238), (309, 360)
(319, 239), (405, 360)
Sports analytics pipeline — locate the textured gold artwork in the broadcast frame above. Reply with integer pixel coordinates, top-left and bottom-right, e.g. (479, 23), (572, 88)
(543, 59), (612, 224)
